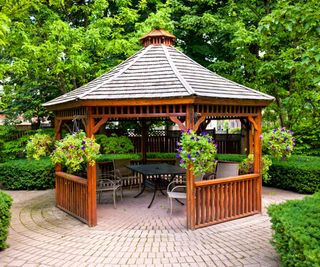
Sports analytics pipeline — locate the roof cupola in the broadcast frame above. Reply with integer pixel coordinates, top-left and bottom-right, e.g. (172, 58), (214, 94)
(140, 29), (176, 47)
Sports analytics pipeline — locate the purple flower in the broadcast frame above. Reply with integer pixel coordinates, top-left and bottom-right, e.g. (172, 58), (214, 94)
(276, 138), (279, 141)
(196, 151), (199, 155)
(176, 141), (179, 146)
(215, 144), (218, 147)
(180, 159), (184, 164)
(81, 146), (85, 150)
(281, 127), (285, 132)
(191, 136), (194, 140)
(286, 146), (290, 151)
(212, 139), (215, 143)
(200, 161), (203, 165)
(186, 129), (191, 134)
(284, 137), (287, 141)
(82, 140), (86, 145)
(53, 147), (57, 151)
(292, 138), (296, 141)
(178, 147), (182, 151)
(196, 137), (199, 141)
(273, 129), (277, 133)
(187, 154), (191, 159)
(259, 134), (263, 139)
(176, 154), (180, 158)
(268, 141), (271, 145)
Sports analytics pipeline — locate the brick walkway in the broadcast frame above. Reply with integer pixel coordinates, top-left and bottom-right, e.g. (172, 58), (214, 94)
(1, 187), (306, 267)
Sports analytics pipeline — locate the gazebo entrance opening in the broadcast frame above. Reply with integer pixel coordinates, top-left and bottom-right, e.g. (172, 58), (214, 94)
(45, 29), (273, 230)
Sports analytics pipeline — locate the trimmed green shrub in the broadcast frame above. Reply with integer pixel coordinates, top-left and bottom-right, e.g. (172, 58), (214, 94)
(0, 191), (13, 250)
(266, 155), (320, 194)
(0, 158), (55, 190)
(97, 153), (141, 162)
(268, 193), (320, 266)
(95, 134), (134, 154)
(216, 154), (246, 162)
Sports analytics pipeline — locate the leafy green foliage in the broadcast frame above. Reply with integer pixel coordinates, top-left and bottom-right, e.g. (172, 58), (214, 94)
(239, 154), (273, 183)
(0, 191), (13, 250)
(0, 0), (172, 128)
(215, 154), (246, 162)
(170, 0), (320, 153)
(263, 128), (295, 160)
(177, 130), (217, 176)
(26, 133), (54, 160)
(268, 193), (320, 266)
(95, 134), (134, 154)
(0, 158), (55, 190)
(266, 155), (320, 194)
(51, 130), (100, 174)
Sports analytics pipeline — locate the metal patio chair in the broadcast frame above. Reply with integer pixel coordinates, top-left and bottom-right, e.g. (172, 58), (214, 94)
(97, 171), (122, 208)
(113, 159), (141, 190)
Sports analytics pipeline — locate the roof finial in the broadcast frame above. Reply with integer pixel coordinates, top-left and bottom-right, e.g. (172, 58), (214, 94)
(140, 29), (176, 47)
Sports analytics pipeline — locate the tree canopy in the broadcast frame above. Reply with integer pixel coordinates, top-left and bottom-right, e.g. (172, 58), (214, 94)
(0, 0), (319, 153)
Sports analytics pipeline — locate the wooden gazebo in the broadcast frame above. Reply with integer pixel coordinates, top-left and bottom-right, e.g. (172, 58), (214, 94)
(44, 29), (274, 230)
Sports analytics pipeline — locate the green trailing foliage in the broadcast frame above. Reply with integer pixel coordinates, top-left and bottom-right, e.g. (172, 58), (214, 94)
(262, 128), (295, 160)
(51, 130), (100, 174)
(177, 130), (218, 176)
(26, 133), (54, 160)
(268, 193), (320, 266)
(239, 154), (273, 183)
(0, 158), (55, 190)
(95, 134), (134, 154)
(0, 191), (13, 250)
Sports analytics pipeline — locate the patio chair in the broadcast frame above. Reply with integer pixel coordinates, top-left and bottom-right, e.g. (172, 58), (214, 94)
(97, 171), (123, 208)
(167, 175), (203, 215)
(113, 159), (141, 190)
(215, 162), (239, 178)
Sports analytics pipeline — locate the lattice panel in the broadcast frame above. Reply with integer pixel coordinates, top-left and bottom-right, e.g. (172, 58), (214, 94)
(92, 104), (187, 117)
(195, 105), (259, 116)
(56, 107), (87, 119)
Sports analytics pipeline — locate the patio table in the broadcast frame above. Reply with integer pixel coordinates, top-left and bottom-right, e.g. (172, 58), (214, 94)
(127, 163), (186, 208)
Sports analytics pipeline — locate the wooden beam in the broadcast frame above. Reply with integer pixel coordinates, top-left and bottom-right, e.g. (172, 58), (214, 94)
(141, 120), (148, 164)
(252, 111), (262, 213)
(93, 116), (109, 134)
(169, 116), (187, 131)
(194, 115), (206, 132)
(54, 119), (62, 140)
(247, 116), (258, 131)
(86, 107), (97, 227)
(186, 105), (196, 230)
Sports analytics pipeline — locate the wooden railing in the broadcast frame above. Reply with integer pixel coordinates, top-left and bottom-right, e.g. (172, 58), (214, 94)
(194, 174), (260, 229)
(55, 172), (88, 224)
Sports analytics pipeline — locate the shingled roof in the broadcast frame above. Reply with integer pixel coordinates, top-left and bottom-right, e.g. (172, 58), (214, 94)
(43, 30), (274, 107)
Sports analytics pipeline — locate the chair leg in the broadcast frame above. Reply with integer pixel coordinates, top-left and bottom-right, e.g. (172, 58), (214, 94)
(170, 198), (173, 215)
(113, 190), (116, 209)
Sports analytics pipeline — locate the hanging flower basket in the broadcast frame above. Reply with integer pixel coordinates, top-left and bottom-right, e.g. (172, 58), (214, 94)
(50, 130), (100, 175)
(176, 130), (218, 176)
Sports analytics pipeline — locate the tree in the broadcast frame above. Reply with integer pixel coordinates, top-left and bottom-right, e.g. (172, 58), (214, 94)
(0, 0), (172, 128)
(169, 0), (320, 152)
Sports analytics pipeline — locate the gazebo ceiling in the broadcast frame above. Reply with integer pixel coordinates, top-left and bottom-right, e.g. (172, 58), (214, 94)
(43, 29), (274, 109)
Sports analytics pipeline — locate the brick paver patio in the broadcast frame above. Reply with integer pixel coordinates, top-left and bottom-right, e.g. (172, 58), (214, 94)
(1, 187), (306, 267)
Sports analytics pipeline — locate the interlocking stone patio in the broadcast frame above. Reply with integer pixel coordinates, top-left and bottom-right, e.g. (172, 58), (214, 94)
(1, 187), (306, 267)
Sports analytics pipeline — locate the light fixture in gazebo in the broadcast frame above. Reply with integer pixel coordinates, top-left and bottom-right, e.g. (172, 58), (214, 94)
(44, 29), (274, 230)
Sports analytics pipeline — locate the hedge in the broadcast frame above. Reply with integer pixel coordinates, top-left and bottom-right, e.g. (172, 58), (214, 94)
(0, 158), (55, 190)
(0, 191), (13, 250)
(266, 156), (320, 194)
(268, 193), (320, 266)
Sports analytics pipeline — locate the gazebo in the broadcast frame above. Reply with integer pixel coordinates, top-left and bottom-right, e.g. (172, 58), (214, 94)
(44, 29), (274, 230)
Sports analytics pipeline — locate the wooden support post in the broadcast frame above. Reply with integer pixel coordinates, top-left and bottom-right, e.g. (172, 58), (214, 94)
(249, 112), (262, 213)
(87, 107), (97, 227)
(253, 111), (262, 213)
(54, 117), (62, 208)
(186, 105), (195, 230)
(141, 120), (148, 164)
